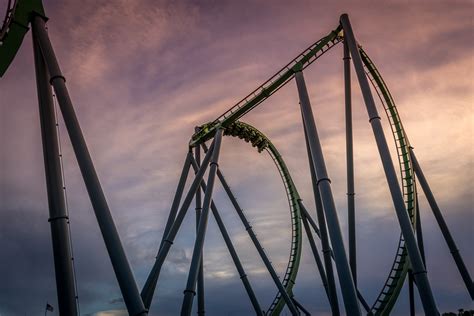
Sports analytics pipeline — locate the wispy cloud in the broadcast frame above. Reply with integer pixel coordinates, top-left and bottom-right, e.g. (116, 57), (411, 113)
(0, 0), (472, 315)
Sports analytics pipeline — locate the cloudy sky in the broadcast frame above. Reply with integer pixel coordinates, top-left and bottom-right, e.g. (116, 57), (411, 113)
(0, 0), (472, 315)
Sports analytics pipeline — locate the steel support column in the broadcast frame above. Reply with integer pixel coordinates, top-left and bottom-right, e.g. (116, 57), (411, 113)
(344, 37), (357, 286)
(189, 156), (263, 315)
(141, 150), (191, 306)
(182, 130), (223, 316)
(159, 151), (192, 251)
(300, 202), (372, 314)
(415, 198), (426, 265)
(215, 168), (299, 315)
(32, 16), (146, 316)
(292, 298), (310, 316)
(340, 13), (438, 315)
(295, 70), (360, 315)
(301, 120), (340, 315)
(141, 141), (216, 309)
(298, 201), (321, 237)
(32, 27), (78, 316)
(194, 142), (205, 316)
(299, 201), (329, 301)
(410, 148), (474, 298)
(209, 200), (263, 315)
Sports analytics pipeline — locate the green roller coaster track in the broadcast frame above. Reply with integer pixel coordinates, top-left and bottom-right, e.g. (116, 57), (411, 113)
(222, 121), (303, 315)
(1, 1), (425, 314)
(0, 0), (45, 77)
(360, 47), (417, 315)
(192, 34), (418, 316)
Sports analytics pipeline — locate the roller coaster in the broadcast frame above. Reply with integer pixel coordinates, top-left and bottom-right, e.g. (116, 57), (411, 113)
(1, 0), (472, 315)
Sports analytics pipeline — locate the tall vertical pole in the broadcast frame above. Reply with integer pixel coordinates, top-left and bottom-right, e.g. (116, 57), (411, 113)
(141, 141), (216, 309)
(344, 36), (357, 286)
(32, 16), (147, 316)
(410, 148), (474, 298)
(340, 14), (439, 315)
(295, 70), (360, 315)
(181, 130), (223, 316)
(194, 141), (205, 316)
(33, 28), (78, 316)
(302, 122), (340, 315)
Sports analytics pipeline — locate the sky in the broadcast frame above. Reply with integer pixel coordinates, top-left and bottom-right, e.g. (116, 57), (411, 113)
(0, 0), (473, 315)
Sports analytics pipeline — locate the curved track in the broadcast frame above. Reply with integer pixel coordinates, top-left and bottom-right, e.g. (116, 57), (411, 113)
(195, 33), (419, 315)
(0, 0), (45, 77)
(0, 6), (427, 313)
(190, 28), (343, 146)
(360, 47), (417, 315)
(222, 121), (303, 315)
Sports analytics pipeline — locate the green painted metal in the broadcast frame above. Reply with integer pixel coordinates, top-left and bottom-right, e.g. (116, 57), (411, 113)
(0, 6), (425, 312)
(222, 121), (302, 315)
(193, 29), (420, 314)
(359, 46), (418, 315)
(190, 27), (343, 147)
(0, 0), (45, 77)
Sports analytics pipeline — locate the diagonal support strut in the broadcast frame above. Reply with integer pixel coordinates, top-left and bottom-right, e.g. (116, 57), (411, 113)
(32, 15), (147, 316)
(340, 13), (439, 315)
(296, 70), (360, 315)
(189, 155), (264, 316)
(214, 161), (300, 315)
(410, 147), (474, 299)
(141, 140), (216, 309)
(181, 129), (223, 315)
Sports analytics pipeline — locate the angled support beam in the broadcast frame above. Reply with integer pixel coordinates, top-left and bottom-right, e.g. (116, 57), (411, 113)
(32, 16), (147, 316)
(344, 36), (357, 287)
(299, 201), (330, 302)
(141, 150), (191, 306)
(159, 151), (192, 251)
(415, 198), (426, 265)
(141, 140), (216, 309)
(215, 166), (299, 315)
(296, 70), (359, 315)
(340, 14), (438, 315)
(298, 201), (321, 237)
(194, 142), (205, 316)
(301, 120), (340, 315)
(190, 155), (263, 315)
(32, 27), (78, 316)
(292, 298), (311, 316)
(181, 130), (223, 316)
(410, 147), (474, 299)
(300, 202), (372, 314)
(209, 200), (263, 315)
(141, 150), (191, 305)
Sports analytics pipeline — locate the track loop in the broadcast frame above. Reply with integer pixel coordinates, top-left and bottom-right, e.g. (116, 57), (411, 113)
(223, 121), (302, 315)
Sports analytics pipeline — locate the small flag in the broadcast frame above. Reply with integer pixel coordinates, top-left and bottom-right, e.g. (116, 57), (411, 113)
(46, 303), (54, 312)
